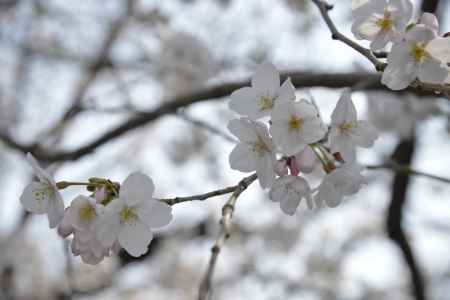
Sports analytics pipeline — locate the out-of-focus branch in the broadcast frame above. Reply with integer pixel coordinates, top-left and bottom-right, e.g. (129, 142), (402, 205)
(177, 112), (237, 144)
(197, 173), (257, 300)
(366, 163), (450, 184)
(43, 0), (136, 140)
(310, 0), (386, 71)
(386, 135), (427, 300)
(0, 70), (409, 162)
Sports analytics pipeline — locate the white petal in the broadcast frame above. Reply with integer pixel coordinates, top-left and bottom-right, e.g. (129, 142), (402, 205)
(405, 25), (436, 43)
(20, 182), (49, 214)
(301, 118), (327, 143)
(427, 37), (450, 63)
(26, 153), (54, 184)
(349, 121), (379, 147)
(118, 220), (153, 257)
(229, 87), (261, 118)
(295, 147), (316, 174)
(277, 78), (296, 102)
(47, 192), (64, 228)
(418, 58), (449, 84)
(331, 91), (357, 125)
(318, 180), (342, 208)
(419, 12), (438, 32)
(229, 143), (257, 172)
(136, 200), (172, 228)
(371, 32), (390, 51)
(256, 153), (276, 189)
(271, 124), (307, 156)
(227, 118), (258, 143)
(121, 172), (155, 206)
(96, 212), (121, 248)
(251, 62), (280, 94)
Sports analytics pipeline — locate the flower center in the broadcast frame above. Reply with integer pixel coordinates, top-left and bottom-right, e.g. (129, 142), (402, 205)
(288, 116), (303, 131)
(120, 206), (137, 223)
(410, 43), (429, 63)
(377, 11), (393, 32)
(340, 121), (356, 134)
(79, 203), (96, 222)
(252, 139), (268, 156)
(258, 96), (274, 110)
(33, 184), (53, 204)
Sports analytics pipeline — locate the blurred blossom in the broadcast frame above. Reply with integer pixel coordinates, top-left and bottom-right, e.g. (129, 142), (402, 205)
(155, 31), (216, 99)
(368, 92), (441, 138)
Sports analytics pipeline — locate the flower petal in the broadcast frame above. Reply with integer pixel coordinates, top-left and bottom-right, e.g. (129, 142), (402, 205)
(227, 118), (258, 142)
(47, 192), (64, 228)
(251, 62), (280, 94)
(136, 199), (172, 228)
(418, 57), (448, 84)
(118, 220), (153, 257)
(20, 182), (50, 214)
(331, 91), (357, 125)
(229, 87), (261, 118)
(121, 172), (155, 206)
(229, 143), (257, 172)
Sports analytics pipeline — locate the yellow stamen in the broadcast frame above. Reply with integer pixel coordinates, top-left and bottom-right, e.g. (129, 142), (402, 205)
(79, 204), (96, 222)
(410, 43), (429, 63)
(377, 11), (394, 32)
(120, 207), (137, 223)
(288, 116), (303, 131)
(252, 140), (268, 157)
(258, 96), (274, 110)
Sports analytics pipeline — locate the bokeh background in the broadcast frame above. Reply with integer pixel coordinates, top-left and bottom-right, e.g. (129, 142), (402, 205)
(0, 0), (449, 299)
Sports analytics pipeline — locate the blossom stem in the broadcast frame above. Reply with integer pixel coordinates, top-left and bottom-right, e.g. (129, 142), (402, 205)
(197, 173), (257, 300)
(309, 144), (331, 173)
(55, 181), (94, 189)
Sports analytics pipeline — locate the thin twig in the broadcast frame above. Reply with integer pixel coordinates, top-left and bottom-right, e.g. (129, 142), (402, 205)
(177, 112), (238, 144)
(197, 173), (257, 300)
(310, 0), (386, 71)
(366, 163), (450, 184)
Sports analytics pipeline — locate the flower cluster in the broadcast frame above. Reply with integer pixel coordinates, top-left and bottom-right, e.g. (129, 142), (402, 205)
(20, 154), (172, 264)
(352, 0), (450, 90)
(228, 63), (378, 215)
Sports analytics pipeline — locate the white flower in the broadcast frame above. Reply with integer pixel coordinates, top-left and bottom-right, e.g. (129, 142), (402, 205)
(229, 62), (295, 119)
(67, 195), (103, 231)
(329, 92), (378, 162)
(20, 153), (64, 228)
(72, 229), (109, 265)
(352, 0), (413, 51)
(271, 99), (326, 156)
(95, 172), (172, 257)
(314, 163), (366, 208)
(156, 31), (216, 98)
(381, 25), (449, 90)
(269, 175), (312, 215)
(228, 118), (277, 188)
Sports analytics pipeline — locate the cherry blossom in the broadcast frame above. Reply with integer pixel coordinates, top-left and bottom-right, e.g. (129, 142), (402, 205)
(95, 172), (172, 257)
(228, 118), (277, 188)
(381, 24), (449, 90)
(20, 153), (64, 228)
(352, 0), (413, 51)
(314, 163), (367, 208)
(229, 62), (295, 119)
(67, 195), (103, 231)
(269, 175), (313, 215)
(329, 91), (378, 162)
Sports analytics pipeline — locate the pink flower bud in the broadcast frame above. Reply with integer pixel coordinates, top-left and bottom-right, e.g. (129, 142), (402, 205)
(94, 187), (107, 203)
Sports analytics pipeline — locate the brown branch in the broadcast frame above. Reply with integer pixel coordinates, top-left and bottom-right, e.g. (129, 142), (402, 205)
(197, 173), (257, 300)
(0, 71), (384, 162)
(386, 136), (427, 300)
(366, 163), (450, 184)
(310, 0), (386, 71)
(0, 70), (441, 162)
(311, 0), (450, 96)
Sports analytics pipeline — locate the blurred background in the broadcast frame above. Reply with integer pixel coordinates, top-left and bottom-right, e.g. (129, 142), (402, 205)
(0, 0), (449, 299)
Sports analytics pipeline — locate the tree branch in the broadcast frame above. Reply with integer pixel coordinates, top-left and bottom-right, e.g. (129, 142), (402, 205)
(310, 0), (386, 71)
(197, 173), (257, 300)
(366, 163), (450, 184)
(0, 70), (415, 162)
